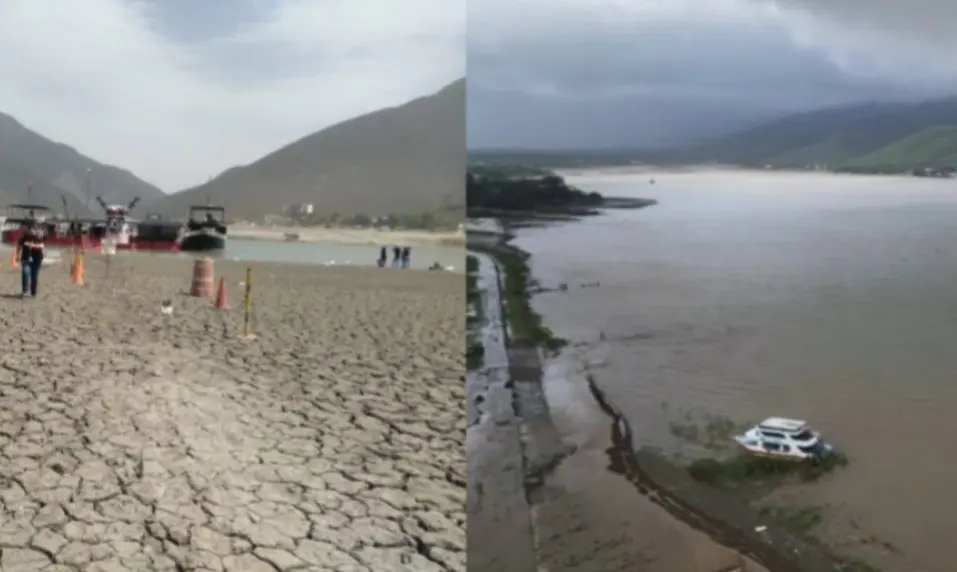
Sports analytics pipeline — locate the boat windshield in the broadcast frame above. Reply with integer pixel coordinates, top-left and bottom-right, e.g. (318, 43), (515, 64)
(798, 441), (827, 456)
(791, 429), (814, 441)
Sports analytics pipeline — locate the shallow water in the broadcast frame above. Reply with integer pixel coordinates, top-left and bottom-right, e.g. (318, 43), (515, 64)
(513, 170), (957, 571)
(31, 238), (465, 270)
(224, 238), (463, 269)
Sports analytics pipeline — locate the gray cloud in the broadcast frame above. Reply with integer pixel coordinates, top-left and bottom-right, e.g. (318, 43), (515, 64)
(468, 0), (957, 149)
(763, 0), (957, 51)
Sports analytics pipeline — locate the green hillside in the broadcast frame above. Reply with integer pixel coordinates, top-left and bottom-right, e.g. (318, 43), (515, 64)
(841, 126), (957, 172)
(470, 97), (957, 175)
(766, 132), (877, 167)
(673, 98), (957, 173)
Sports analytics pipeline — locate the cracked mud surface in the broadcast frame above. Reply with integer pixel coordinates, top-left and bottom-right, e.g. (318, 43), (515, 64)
(0, 255), (465, 571)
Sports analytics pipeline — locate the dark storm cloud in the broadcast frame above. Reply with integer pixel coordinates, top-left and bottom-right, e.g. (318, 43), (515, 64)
(467, 0), (957, 149)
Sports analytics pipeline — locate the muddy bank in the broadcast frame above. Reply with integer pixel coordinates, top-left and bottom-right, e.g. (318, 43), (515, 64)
(0, 253), (465, 571)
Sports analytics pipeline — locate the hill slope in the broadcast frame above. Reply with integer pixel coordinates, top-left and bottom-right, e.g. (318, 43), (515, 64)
(149, 79), (466, 220)
(669, 97), (957, 170)
(0, 113), (164, 215)
(842, 126), (957, 171)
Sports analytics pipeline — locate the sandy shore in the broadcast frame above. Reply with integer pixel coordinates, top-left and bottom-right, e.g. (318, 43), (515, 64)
(230, 225), (466, 247)
(0, 253), (465, 571)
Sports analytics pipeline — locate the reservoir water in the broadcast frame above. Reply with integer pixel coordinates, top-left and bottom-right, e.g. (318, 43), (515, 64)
(513, 170), (957, 571)
(64, 238), (465, 269)
(222, 238), (463, 269)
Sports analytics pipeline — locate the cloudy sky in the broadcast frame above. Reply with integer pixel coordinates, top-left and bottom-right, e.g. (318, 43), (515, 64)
(0, 0), (463, 191)
(468, 0), (957, 149)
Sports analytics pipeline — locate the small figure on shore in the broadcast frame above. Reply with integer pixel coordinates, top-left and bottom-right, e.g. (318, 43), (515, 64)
(377, 246), (387, 268)
(401, 246), (410, 269)
(392, 246), (401, 268)
(17, 222), (45, 298)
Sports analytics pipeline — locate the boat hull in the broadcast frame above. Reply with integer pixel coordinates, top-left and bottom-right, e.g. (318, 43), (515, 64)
(733, 434), (833, 460)
(179, 232), (226, 252)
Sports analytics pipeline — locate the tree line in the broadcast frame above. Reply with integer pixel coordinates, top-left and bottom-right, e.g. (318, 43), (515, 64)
(467, 166), (604, 213)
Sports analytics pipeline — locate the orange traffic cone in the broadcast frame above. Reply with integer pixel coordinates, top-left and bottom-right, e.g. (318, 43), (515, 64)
(214, 277), (229, 309)
(72, 252), (84, 286)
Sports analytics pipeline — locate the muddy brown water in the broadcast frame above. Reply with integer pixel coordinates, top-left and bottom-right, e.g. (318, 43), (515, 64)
(513, 170), (957, 572)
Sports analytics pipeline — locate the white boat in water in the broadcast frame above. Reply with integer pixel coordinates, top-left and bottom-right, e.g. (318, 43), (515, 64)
(733, 417), (833, 460)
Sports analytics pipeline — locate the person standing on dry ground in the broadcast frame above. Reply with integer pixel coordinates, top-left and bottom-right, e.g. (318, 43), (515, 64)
(17, 222), (45, 298)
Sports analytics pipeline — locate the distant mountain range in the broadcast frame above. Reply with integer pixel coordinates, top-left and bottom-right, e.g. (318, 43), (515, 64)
(0, 79), (464, 222)
(0, 112), (164, 216)
(148, 79), (465, 220)
(470, 96), (957, 174)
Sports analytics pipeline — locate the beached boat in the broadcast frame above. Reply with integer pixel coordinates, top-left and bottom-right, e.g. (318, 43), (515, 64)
(1, 202), (182, 252)
(179, 206), (227, 252)
(733, 417), (833, 460)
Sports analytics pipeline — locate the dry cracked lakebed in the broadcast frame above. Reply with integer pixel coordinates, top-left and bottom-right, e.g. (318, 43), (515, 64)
(0, 256), (466, 571)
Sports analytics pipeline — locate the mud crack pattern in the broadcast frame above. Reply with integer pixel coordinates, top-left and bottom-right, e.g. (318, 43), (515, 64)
(0, 259), (465, 571)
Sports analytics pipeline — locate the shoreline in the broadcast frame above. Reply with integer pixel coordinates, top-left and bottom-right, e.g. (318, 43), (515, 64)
(468, 232), (847, 571)
(555, 163), (936, 181)
(229, 225), (465, 247)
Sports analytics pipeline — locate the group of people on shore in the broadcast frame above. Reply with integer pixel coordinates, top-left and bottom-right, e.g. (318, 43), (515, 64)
(378, 246), (411, 268)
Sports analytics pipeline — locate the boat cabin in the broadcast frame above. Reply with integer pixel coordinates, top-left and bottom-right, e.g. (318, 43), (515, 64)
(186, 206), (227, 235)
(756, 417), (815, 441)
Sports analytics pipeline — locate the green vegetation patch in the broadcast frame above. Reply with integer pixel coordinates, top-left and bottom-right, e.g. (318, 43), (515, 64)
(688, 451), (848, 487)
(499, 249), (566, 352)
(478, 247), (566, 353)
(668, 412), (742, 451)
(758, 505), (825, 537)
(841, 125), (957, 172)
(467, 343), (485, 370)
(466, 254), (484, 371)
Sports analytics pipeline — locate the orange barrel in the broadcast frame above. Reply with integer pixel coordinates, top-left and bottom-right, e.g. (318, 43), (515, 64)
(190, 257), (214, 297)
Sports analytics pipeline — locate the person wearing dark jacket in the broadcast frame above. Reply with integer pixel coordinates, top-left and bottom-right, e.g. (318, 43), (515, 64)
(16, 223), (45, 297)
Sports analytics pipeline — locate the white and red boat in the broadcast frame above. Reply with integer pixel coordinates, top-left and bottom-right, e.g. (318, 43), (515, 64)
(1, 199), (183, 252)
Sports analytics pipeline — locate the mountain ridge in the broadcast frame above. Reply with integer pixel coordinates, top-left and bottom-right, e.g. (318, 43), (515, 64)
(0, 111), (165, 216)
(147, 79), (466, 221)
(469, 95), (957, 174)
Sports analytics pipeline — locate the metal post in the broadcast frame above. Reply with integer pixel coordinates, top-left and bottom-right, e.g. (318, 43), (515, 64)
(243, 267), (252, 337)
